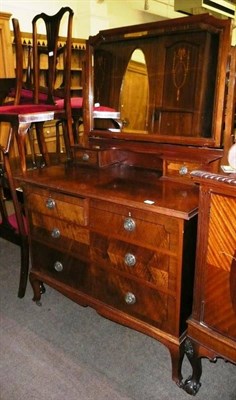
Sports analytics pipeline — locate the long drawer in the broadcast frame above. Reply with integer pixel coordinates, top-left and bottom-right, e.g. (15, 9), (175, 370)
(90, 232), (177, 294)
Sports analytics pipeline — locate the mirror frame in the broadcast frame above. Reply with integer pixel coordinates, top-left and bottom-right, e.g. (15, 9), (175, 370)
(83, 14), (232, 148)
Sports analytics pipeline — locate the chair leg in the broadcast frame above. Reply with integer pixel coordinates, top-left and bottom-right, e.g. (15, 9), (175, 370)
(17, 236), (29, 298)
(55, 121), (62, 163)
(35, 122), (50, 167)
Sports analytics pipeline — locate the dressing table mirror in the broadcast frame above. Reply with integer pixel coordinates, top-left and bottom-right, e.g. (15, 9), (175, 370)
(80, 13), (233, 173)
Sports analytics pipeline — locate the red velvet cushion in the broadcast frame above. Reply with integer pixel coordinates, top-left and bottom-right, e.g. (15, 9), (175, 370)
(0, 103), (58, 114)
(0, 213), (28, 233)
(7, 213), (19, 231)
(7, 88), (62, 104)
(55, 98), (116, 113)
(56, 97), (83, 109)
(93, 105), (116, 112)
(0, 101), (117, 115)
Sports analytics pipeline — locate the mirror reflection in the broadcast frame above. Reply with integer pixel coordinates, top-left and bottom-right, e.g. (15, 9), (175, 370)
(120, 49), (149, 133)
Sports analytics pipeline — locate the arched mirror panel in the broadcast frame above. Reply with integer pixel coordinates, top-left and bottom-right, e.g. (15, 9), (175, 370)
(120, 49), (149, 133)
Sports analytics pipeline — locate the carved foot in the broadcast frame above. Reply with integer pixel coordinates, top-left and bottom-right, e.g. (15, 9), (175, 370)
(29, 273), (45, 305)
(181, 338), (202, 395)
(182, 376), (201, 396)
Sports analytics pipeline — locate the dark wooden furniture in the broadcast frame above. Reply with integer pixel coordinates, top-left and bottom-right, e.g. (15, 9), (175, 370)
(182, 170), (236, 395)
(14, 14), (235, 394)
(18, 162), (199, 386)
(0, 7), (74, 172)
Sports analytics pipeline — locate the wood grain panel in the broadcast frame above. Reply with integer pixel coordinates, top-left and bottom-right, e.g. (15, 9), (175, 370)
(207, 194), (236, 272)
(203, 193), (236, 339)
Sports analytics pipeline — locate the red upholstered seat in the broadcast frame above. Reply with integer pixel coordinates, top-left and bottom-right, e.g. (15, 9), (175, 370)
(56, 97), (83, 109)
(0, 213), (28, 234)
(6, 88), (60, 104)
(55, 97), (116, 112)
(0, 103), (59, 114)
(93, 104), (117, 112)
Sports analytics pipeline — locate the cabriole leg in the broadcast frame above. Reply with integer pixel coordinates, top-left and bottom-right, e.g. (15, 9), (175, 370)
(182, 338), (202, 395)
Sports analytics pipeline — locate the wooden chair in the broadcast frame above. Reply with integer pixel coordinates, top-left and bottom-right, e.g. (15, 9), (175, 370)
(0, 135), (29, 298)
(0, 7), (74, 173)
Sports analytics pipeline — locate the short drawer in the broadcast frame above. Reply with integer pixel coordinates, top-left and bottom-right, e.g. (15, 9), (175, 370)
(26, 188), (89, 226)
(164, 160), (202, 179)
(30, 213), (90, 256)
(31, 241), (91, 291)
(74, 149), (99, 166)
(74, 148), (126, 167)
(90, 200), (179, 253)
(90, 232), (177, 293)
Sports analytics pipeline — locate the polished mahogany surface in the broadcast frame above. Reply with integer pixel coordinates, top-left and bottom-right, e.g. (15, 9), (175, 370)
(17, 162), (199, 219)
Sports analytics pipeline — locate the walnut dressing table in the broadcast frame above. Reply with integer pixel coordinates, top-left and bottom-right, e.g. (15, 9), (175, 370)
(19, 162), (198, 387)
(15, 14), (235, 395)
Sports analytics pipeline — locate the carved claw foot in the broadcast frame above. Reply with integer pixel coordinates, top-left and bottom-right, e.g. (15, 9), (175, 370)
(182, 376), (201, 396)
(181, 338), (202, 395)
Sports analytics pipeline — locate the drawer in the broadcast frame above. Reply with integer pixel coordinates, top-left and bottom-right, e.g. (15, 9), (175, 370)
(74, 149), (100, 166)
(90, 264), (177, 334)
(90, 232), (177, 293)
(31, 241), (91, 291)
(26, 188), (89, 226)
(74, 148), (126, 167)
(90, 200), (180, 253)
(30, 213), (90, 258)
(162, 159), (215, 181)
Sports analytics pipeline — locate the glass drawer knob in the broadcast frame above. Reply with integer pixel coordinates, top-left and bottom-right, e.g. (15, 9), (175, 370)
(46, 198), (56, 209)
(54, 261), (63, 272)
(82, 153), (90, 161)
(179, 166), (188, 175)
(124, 292), (136, 305)
(123, 217), (136, 232)
(51, 228), (61, 238)
(124, 253), (136, 267)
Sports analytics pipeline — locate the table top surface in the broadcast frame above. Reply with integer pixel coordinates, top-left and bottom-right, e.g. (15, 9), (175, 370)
(16, 162), (200, 220)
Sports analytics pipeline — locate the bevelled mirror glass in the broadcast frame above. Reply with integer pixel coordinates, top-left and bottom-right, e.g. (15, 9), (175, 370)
(120, 49), (149, 134)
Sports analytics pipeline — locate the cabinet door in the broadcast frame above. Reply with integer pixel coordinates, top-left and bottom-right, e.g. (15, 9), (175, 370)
(202, 193), (236, 339)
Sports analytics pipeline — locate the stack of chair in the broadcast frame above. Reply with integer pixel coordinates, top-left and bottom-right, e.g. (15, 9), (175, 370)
(0, 7), (75, 298)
